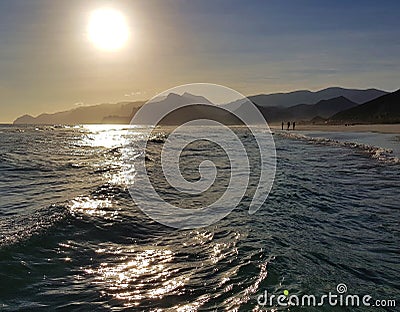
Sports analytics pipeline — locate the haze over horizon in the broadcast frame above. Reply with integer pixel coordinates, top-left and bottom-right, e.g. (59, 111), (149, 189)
(1, 0), (400, 123)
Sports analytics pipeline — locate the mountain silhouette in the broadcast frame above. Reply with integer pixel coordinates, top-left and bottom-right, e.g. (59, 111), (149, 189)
(330, 89), (400, 123)
(131, 92), (240, 125)
(239, 96), (357, 123)
(246, 87), (386, 108)
(13, 102), (144, 125)
(12, 87), (391, 125)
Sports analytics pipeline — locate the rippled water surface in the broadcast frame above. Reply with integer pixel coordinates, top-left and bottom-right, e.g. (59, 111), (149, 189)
(0, 125), (399, 311)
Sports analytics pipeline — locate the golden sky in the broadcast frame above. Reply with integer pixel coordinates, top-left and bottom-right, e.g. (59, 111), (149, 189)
(1, 0), (399, 122)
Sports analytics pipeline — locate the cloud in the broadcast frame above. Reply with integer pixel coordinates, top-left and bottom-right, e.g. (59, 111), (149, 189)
(124, 90), (147, 97)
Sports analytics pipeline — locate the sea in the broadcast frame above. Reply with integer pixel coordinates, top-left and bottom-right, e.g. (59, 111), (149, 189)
(0, 124), (399, 311)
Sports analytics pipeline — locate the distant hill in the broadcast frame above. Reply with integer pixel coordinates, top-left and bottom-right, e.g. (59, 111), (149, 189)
(245, 87), (387, 108)
(245, 96), (357, 123)
(12, 87), (390, 125)
(130, 92), (242, 125)
(309, 116), (328, 125)
(13, 101), (144, 125)
(330, 89), (400, 124)
(286, 96), (357, 119)
(131, 92), (212, 125)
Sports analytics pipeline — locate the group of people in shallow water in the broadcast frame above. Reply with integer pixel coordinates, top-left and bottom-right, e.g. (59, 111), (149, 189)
(282, 121), (296, 130)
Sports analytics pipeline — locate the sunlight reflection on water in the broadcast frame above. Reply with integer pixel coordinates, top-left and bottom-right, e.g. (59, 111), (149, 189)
(70, 197), (117, 219)
(1, 125), (399, 310)
(85, 247), (185, 307)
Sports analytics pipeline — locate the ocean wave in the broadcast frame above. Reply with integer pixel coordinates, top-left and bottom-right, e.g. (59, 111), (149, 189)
(0, 204), (70, 248)
(277, 131), (400, 164)
(148, 132), (167, 144)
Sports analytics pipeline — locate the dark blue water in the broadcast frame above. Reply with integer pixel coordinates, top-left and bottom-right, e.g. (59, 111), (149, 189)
(0, 125), (399, 311)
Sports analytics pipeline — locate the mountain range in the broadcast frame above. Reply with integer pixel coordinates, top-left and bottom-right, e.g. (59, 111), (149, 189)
(249, 96), (358, 123)
(331, 89), (400, 124)
(239, 87), (387, 107)
(13, 101), (144, 125)
(12, 87), (399, 125)
(122, 92), (239, 125)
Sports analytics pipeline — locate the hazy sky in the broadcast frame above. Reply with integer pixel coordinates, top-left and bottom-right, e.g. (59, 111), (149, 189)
(1, 0), (399, 122)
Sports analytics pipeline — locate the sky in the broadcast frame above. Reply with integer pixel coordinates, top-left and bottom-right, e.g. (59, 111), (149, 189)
(0, 0), (399, 122)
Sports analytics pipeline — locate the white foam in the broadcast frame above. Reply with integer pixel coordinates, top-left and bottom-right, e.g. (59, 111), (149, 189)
(277, 131), (400, 164)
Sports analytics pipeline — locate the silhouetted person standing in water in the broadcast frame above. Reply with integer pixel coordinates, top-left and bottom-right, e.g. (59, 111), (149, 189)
(293, 121), (296, 130)
(287, 121), (290, 130)
(281, 122), (284, 130)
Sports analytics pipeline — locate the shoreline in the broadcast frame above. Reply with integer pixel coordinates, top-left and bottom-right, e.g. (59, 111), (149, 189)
(3, 123), (400, 135)
(270, 124), (400, 134)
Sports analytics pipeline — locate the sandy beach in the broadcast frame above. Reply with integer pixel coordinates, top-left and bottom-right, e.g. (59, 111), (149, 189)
(270, 124), (400, 134)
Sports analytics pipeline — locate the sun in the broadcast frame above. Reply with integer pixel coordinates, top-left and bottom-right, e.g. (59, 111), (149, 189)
(88, 8), (130, 51)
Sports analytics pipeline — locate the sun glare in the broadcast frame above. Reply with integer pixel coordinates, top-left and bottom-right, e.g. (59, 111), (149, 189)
(88, 8), (130, 51)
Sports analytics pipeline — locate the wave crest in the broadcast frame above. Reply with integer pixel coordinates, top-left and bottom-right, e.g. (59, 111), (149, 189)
(278, 131), (400, 164)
